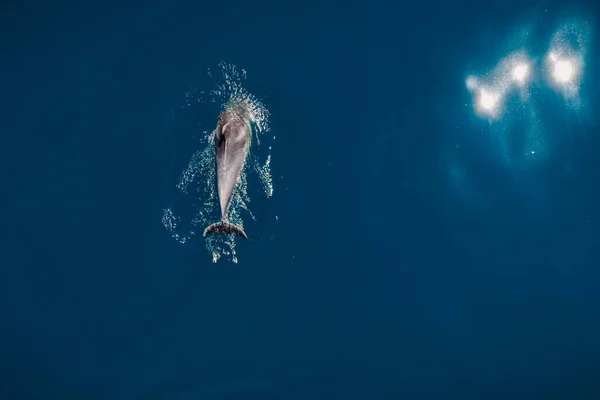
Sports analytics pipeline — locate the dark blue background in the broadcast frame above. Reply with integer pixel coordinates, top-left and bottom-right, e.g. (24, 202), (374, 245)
(1, 0), (599, 398)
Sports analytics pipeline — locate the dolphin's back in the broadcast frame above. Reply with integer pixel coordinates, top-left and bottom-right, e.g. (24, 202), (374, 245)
(204, 102), (251, 240)
(215, 110), (251, 218)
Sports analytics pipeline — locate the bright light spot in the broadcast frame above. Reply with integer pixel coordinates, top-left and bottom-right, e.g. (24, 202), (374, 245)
(466, 50), (533, 120)
(512, 64), (528, 83)
(479, 91), (497, 111)
(553, 60), (574, 83)
(465, 76), (477, 90)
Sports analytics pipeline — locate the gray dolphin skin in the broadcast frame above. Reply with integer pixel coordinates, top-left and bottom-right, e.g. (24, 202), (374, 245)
(203, 101), (251, 240)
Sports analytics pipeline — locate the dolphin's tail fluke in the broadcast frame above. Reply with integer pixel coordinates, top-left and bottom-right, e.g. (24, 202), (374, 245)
(203, 220), (248, 240)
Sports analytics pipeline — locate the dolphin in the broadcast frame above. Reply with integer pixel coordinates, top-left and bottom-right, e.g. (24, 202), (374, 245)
(203, 101), (251, 240)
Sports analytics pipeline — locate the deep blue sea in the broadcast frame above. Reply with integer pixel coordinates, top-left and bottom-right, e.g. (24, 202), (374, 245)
(1, 0), (599, 398)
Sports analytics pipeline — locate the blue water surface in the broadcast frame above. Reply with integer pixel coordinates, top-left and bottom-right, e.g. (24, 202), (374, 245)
(1, 0), (599, 398)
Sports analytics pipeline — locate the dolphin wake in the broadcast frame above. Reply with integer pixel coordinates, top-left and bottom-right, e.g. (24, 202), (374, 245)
(162, 62), (274, 263)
